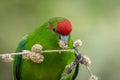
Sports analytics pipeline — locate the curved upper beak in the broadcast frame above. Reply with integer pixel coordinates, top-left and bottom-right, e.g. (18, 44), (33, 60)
(60, 35), (68, 44)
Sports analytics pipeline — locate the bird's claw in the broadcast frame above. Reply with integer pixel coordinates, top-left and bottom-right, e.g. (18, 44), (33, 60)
(67, 53), (85, 73)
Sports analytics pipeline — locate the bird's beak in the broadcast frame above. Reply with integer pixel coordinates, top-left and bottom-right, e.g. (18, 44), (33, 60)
(60, 35), (68, 44)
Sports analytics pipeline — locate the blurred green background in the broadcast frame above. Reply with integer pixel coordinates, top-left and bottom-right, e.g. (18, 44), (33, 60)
(0, 0), (120, 80)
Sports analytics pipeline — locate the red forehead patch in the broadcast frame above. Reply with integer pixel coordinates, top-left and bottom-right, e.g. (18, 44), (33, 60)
(56, 20), (72, 35)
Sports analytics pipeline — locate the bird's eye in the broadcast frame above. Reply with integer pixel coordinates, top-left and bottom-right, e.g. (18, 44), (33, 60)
(49, 25), (56, 32)
(53, 28), (56, 31)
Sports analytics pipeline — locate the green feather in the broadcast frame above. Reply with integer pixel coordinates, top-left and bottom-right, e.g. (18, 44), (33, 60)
(14, 17), (75, 80)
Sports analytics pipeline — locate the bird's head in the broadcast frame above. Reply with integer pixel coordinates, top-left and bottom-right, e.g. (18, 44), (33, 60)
(48, 17), (72, 44)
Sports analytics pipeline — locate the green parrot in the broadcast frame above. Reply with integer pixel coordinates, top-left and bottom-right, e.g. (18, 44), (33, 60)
(13, 17), (79, 80)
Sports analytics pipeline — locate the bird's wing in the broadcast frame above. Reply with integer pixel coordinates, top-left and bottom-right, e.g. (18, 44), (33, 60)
(13, 36), (28, 80)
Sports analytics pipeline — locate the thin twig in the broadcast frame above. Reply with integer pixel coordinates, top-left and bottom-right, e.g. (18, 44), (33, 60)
(42, 49), (74, 53)
(0, 49), (75, 57)
(86, 66), (93, 76)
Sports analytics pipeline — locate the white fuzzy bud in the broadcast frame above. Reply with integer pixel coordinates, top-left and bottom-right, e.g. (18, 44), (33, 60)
(58, 40), (68, 49)
(31, 44), (43, 53)
(22, 50), (31, 60)
(30, 52), (44, 63)
(2, 54), (13, 62)
(89, 75), (98, 80)
(73, 39), (82, 47)
(83, 56), (91, 66)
